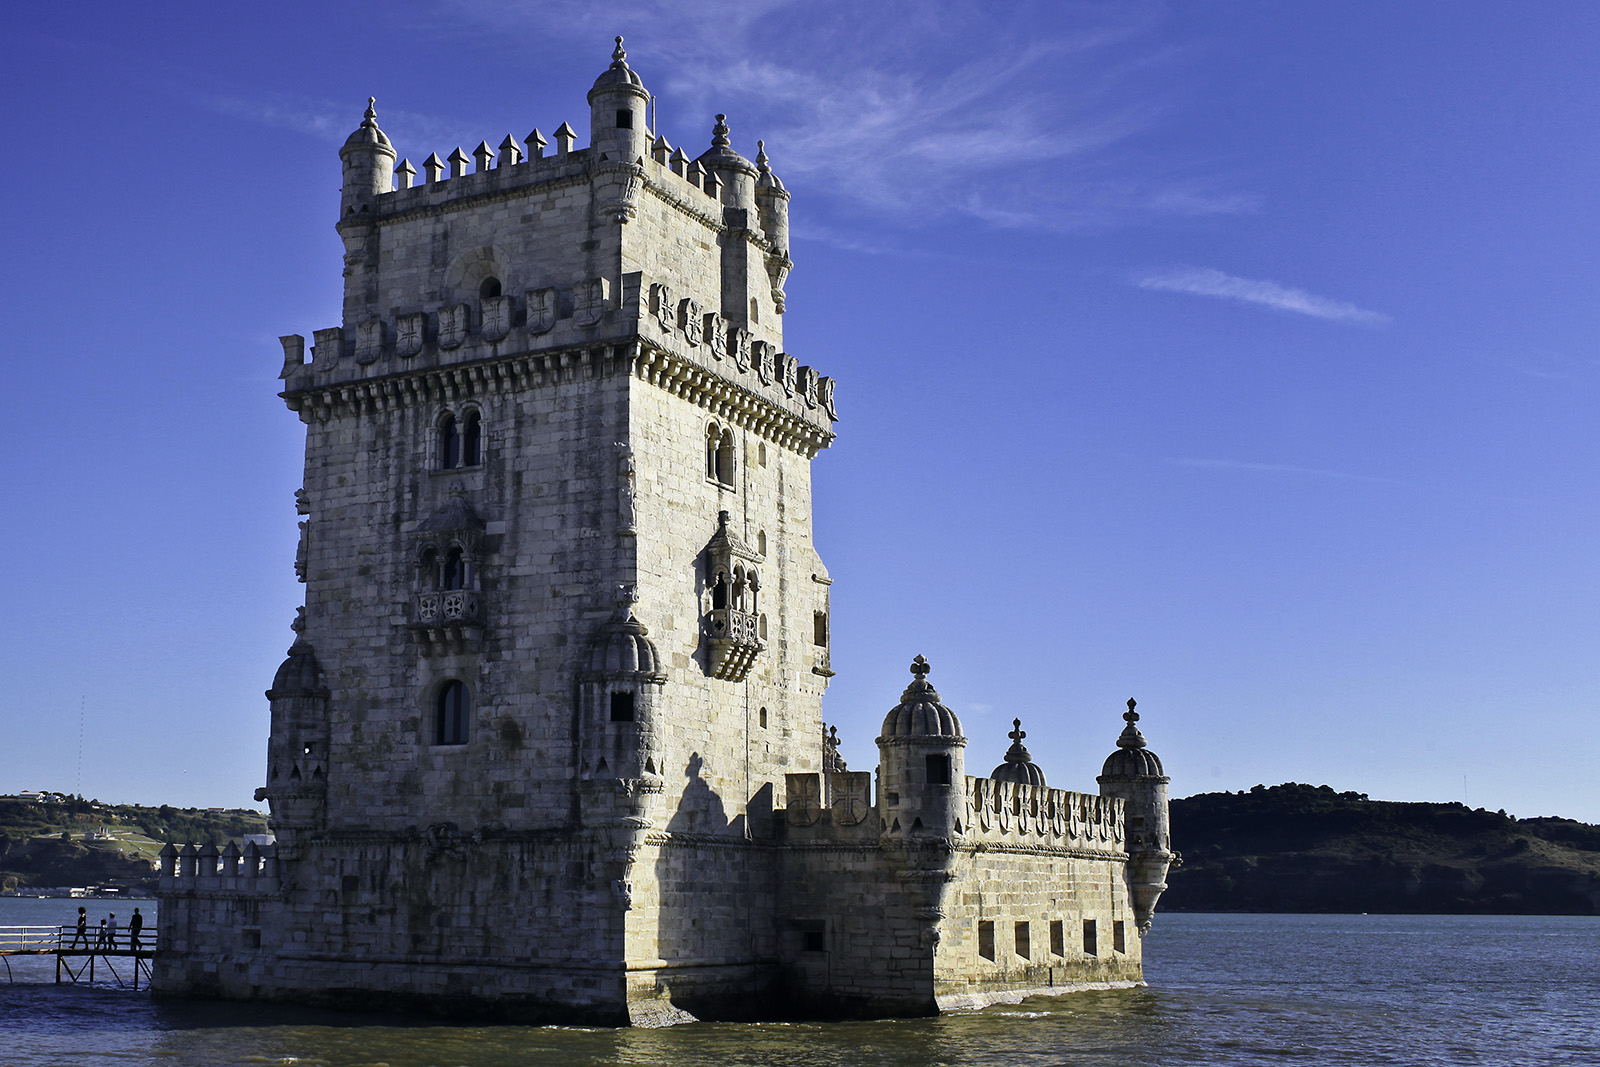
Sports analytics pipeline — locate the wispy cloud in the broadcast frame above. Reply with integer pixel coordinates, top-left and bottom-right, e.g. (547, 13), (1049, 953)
(1134, 267), (1389, 325)
(192, 90), (463, 151)
(433, 0), (1255, 233)
(1166, 457), (1404, 486)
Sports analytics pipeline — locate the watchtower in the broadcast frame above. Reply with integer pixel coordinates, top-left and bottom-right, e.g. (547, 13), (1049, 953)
(158, 40), (838, 1024)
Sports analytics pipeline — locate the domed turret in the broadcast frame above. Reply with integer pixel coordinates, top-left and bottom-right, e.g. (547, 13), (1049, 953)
(587, 610), (666, 678)
(880, 655), (963, 739)
(577, 596), (669, 808)
(990, 718), (1046, 787)
(696, 114), (758, 209)
(1101, 699), (1165, 779)
(268, 637), (325, 699)
(1097, 698), (1173, 933)
(338, 98), (396, 214)
(588, 37), (650, 166)
(876, 656), (967, 840)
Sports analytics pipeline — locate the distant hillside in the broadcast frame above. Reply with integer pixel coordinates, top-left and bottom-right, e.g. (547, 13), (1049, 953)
(1166, 783), (1600, 915)
(0, 795), (267, 893)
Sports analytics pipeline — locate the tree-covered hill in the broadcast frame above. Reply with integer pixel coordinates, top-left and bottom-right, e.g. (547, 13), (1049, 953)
(1166, 783), (1600, 914)
(0, 794), (267, 893)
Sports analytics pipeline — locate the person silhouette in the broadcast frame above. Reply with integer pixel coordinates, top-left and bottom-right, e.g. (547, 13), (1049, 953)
(106, 913), (118, 949)
(94, 918), (108, 949)
(129, 907), (144, 951)
(71, 906), (88, 948)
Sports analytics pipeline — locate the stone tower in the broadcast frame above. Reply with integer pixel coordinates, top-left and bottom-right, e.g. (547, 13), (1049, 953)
(157, 40), (837, 1024)
(154, 42), (1168, 1023)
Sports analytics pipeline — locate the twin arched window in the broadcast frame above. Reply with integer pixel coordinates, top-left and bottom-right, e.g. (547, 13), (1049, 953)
(706, 422), (735, 488)
(439, 410), (482, 469)
(436, 680), (470, 745)
(711, 562), (760, 615)
(419, 546), (470, 592)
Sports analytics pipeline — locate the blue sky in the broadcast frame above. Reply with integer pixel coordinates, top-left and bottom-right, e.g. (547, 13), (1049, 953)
(3, 2), (1599, 821)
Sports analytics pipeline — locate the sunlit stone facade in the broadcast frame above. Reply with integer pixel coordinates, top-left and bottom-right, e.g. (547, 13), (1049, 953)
(153, 41), (1172, 1024)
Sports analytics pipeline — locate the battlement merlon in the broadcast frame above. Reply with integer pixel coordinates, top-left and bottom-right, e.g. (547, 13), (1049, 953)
(275, 280), (836, 458)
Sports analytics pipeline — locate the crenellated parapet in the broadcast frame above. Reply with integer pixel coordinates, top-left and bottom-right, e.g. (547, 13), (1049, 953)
(158, 840), (281, 897)
(964, 778), (1124, 854)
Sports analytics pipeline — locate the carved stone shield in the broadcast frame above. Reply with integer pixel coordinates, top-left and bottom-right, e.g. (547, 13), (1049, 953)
(312, 326), (343, 370)
(798, 365), (818, 408)
(753, 340), (772, 385)
(480, 295), (511, 342)
(703, 312), (727, 357)
(830, 771), (871, 826)
(679, 298), (701, 346)
(526, 288), (556, 335)
(396, 312), (425, 358)
(438, 304), (470, 350)
(651, 282), (675, 332)
(575, 278), (607, 328)
(785, 773), (822, 827)
(730, 325), (751, 371)
(818, 376), (838, 419)
(779, 353), (798, 397)
(355, 319), (385, 365)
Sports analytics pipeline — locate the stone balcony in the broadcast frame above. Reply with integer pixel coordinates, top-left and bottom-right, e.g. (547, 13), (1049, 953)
(411, 590), (484, 653)
(705, 607), (762, 682)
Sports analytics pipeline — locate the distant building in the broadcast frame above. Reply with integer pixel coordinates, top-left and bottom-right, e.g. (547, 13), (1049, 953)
(154, 41), (1173, 1023)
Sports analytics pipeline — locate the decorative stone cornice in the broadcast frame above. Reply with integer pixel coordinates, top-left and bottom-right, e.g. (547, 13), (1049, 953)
(282, 337), (834, 457)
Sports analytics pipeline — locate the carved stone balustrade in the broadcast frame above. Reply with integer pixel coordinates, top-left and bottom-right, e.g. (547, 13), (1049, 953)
(412, 590), (485, 654)
(705, 607), (762, 681)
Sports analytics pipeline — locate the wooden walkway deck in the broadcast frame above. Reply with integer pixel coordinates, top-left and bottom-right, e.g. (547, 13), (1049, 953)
(0, 925), (155, 989)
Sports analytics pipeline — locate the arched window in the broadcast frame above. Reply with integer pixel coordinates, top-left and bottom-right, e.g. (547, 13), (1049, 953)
(732, 565), (746, 613)
(716, 429), (736, 487)
(420, 548), (439, 590)
(439, 413), (461, 469)
(442, 547), (465, 591)
(436, 681), (470, 745)
(479, 277), (502, 299)
(711, 572), (729, 610)
(757, 530), (767, 556)
(706, 423), (721, 481)
(463, 410), (481, 466)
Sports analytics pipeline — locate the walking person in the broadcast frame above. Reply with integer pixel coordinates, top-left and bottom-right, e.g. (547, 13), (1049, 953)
(94, 918), (108, 949)
(128, 907), (144, 952)
(106, 912), (118, 950)
(70, 906), (88, 948)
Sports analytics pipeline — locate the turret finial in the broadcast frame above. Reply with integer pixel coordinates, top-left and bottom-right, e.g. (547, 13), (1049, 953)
(712, 114), (731, 149)
(755, 140), (770, 173)
(1117, 698), (1148, 749)
(613, 36), (627, 64)
(1008, 718), (1025, 744)
(363, 98), (378, 125)
(910, 654), (930, 680)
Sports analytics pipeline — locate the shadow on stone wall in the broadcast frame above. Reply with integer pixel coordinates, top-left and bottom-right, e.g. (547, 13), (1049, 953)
(652, 752), (776, 1019)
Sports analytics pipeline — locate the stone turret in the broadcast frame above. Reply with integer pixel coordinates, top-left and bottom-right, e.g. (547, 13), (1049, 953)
(588, 37), (650, 165)
(1096, 698), (1173, 932)
(754, 141), (792, 312)
(338, 98), (396, 213)
(877, 656), (967, 840)
(989, 718), (1046, 787)
(698, 114), (757, 210)
(254, 611), (330, 857)
(336, 99), (394, 327)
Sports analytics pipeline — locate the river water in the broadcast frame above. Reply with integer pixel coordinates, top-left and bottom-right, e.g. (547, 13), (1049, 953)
(1, 899), (1596, 1066)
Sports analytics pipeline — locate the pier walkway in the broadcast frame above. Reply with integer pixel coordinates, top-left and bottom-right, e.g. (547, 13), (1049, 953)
(0, 925), (155, 989)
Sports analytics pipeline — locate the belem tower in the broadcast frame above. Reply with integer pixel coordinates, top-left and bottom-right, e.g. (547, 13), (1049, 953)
(153, 41), (1175, 1024)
